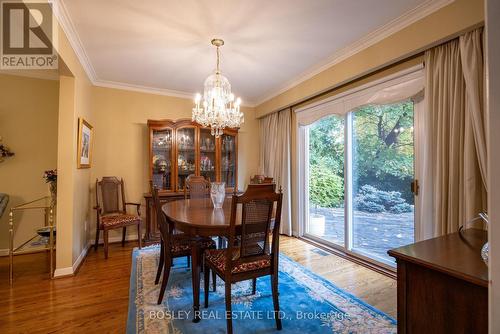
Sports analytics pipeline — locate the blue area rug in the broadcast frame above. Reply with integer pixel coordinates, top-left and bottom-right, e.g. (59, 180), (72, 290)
(127, 245), (396, 333)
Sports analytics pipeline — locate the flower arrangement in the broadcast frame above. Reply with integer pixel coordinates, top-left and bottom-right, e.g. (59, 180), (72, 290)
(43, 169), (57, 183)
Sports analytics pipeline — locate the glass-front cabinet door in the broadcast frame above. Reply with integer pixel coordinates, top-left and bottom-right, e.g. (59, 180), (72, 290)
(148, 119), (238, 193)
(199, 128), (216, 182)
(219, 132), (237, 189)
(151, 128), (173, 191)
(176, 127), (196, 191)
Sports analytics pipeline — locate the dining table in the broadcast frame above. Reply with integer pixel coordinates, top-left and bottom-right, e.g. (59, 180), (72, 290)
(161, 196), (241, 322)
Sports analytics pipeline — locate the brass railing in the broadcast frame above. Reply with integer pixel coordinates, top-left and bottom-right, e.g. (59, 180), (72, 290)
(8, 196), (55, 285)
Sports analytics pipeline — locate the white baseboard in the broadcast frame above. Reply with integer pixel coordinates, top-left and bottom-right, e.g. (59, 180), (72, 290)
(53, 242), (91, 278)
(53, 234), (140, 278)
(4, 233), (142, 277)
(53, 266), (73, 277)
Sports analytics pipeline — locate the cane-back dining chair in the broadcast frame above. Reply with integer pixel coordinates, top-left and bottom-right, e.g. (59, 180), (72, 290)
(184, 174), (210, 199)
(204, 183), (283, 334)
(152, 186), (217, 304)
(183, 174), (229, 249)
(94, 177), (142, 259)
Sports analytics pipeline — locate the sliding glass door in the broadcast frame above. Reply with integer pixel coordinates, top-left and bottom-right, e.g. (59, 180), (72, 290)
(351, 102), (415, 264)
(304, 101), (415, 267)
(306, 115), (345, 247)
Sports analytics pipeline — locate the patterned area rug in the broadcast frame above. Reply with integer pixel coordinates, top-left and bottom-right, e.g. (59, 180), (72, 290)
(127, 245), (396, 334)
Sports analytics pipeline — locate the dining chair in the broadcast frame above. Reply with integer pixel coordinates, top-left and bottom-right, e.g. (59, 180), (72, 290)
(152, 186), (217, 304)
(94, 177), (142, 259)
(203, 184), (283, 334)
(184, 174), (210, 199)
(183, 174), (229, 250)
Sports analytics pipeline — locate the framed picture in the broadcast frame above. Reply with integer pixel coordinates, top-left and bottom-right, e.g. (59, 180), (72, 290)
(77, 118), (93, 168)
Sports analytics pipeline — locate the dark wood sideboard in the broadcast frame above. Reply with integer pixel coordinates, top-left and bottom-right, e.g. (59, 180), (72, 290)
(388, 229), (488, 334)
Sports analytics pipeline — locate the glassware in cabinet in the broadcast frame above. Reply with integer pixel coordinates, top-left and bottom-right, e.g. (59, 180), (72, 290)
(176, 127), (196, 190)
(151, 128), (173, 191)
(199, 128), (216, 182)
(220, 133), (236, 188)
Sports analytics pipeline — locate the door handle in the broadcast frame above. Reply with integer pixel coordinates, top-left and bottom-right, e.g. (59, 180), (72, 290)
(410, 179), (419, 196)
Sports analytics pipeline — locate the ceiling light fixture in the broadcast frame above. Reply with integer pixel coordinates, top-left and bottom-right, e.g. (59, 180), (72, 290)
(192, 38), (244, 137)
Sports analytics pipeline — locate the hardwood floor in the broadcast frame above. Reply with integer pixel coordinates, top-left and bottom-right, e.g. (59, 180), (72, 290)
(0, 237), (396, 333)
(279, 236), (396, 318)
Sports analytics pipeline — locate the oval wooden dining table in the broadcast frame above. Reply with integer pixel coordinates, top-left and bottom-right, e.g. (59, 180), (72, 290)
(162, 197), (241, 322)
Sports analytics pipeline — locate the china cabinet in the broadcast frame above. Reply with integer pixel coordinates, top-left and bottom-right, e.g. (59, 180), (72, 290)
(145, 119), (238, 241)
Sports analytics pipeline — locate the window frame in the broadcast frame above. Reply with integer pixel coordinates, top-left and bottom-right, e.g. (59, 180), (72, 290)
(296, 66), (424, 270)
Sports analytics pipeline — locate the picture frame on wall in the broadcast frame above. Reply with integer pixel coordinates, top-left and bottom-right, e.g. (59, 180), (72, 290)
(77, 118), (93, 168)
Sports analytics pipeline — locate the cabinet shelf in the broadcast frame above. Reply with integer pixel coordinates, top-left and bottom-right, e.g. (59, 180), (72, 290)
(148, 119), (238, 192)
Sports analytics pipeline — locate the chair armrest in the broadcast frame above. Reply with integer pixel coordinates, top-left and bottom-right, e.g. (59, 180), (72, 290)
(125, 202), (141, 216)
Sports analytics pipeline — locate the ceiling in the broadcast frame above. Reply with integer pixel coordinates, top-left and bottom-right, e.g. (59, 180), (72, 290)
(61, 0), (434, 105)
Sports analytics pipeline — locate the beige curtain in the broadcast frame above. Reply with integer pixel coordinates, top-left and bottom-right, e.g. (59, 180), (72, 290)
(460, 28), (488, 190)
(259, 109), (292, 235)
(424, 28), (487, 236)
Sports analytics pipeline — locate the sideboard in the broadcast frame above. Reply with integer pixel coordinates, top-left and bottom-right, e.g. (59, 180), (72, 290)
(388, 229), (488, 334)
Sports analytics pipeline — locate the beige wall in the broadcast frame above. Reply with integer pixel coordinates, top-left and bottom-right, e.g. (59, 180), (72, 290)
(90, 86), (259, 241)
(54, 24), (95, 272)
(256, 0), (484, 117)
(0, 74), (59, 251)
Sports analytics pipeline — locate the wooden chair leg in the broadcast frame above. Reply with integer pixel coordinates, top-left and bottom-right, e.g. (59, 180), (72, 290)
(252, 278), (257, 295)
(225, 281), (233, 334)
(157, 254), (172, 304)
(137, 222), (142, 249)
(271, 274), (282, 330)
(212, 269), (216, 292)
(94, 227), (100, 251)
(103, 230), (109, 259)
(122, 227), (126, 246)
(204, 262), (210, 308)
(155, 239), (164, 285)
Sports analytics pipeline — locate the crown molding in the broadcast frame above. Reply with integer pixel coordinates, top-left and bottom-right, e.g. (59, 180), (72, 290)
(47, 0), (256, 104)
(93, 79), (195, 99)
(49, 0), (97, 83)
(49, 0), (452, 108)
(93, 79), (256, 107)
(253, 0), (454, 107)
(0, 69), (59, 81)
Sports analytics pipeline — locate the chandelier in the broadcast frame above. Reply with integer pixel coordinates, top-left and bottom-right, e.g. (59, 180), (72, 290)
(192, 38), (244, 137)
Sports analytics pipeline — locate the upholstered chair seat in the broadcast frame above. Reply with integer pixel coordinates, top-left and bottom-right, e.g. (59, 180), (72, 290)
(205, 248), (271, 274)
(100, 213), (141, 229)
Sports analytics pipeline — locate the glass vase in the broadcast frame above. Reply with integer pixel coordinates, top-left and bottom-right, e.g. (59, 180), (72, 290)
(49, 181), (57, 208)
(210, 182), (225, 209)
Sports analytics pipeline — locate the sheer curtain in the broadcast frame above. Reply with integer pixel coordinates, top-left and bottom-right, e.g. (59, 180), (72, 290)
(422, 28), (487, 236)
(259, 108), (292, 235)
